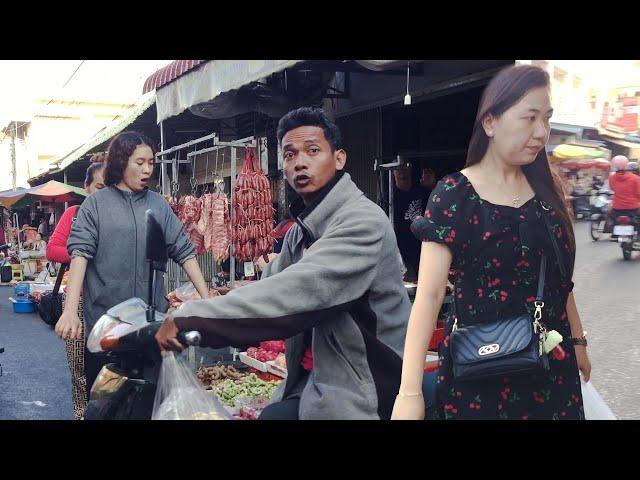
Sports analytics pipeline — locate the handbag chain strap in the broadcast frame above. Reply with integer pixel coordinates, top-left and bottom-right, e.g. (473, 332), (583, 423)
(533, 254), (547, 335)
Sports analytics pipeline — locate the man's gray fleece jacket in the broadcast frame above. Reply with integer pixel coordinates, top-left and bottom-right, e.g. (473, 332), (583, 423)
(67, 186), (196, 330)
(174, 172), (411, 420)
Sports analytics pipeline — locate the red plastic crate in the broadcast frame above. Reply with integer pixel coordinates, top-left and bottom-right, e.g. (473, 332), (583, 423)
(429, 327), (445, 350)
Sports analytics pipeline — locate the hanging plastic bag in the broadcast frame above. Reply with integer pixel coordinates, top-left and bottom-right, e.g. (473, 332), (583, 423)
(152, 351), (231, 420)
(581, 378), (616, 420)
(174, 282), (201, 302)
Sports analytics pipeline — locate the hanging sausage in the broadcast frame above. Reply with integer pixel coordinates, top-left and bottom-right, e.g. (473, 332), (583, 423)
(232, 147), (275, 263)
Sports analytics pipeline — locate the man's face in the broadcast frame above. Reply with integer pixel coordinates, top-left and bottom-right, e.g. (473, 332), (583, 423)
(420, 169), (436, 189)
(282, 126), (346, 204)
(393, 164), (412, 184)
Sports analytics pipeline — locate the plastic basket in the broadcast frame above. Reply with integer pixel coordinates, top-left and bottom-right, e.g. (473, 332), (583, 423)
(12, 298), (36, 313)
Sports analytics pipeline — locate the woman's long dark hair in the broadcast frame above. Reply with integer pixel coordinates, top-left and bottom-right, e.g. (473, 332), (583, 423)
(465, 65), (575, 278)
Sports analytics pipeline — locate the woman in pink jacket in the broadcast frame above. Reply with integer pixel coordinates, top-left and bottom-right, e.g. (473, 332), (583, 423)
(46, 155), (105, 419)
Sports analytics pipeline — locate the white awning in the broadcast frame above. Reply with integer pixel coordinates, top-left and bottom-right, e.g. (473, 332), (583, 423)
(155, 60), (303, 123)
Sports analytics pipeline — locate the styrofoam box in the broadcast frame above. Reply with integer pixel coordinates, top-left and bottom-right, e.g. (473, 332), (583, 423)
(238, 352), (269, 372)
(266, 361), (287, 379)
(30, 283), (55, 294)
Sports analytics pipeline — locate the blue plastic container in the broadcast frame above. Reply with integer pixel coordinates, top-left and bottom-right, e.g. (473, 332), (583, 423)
(12, 298), (36, 314)
(14, 282), (30, 298)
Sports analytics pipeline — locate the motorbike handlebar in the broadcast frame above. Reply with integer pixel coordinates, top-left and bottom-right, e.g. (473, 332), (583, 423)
(177, 330), (201, 347)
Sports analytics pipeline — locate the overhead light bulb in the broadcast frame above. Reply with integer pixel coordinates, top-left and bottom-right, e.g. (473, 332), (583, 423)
(404, 61), (411, 106)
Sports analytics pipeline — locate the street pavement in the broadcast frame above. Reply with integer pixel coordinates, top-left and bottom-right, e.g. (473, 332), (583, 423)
(0, 220), (637, 420)
(0, 288), (72, 420)
(572, 221), (640, 420)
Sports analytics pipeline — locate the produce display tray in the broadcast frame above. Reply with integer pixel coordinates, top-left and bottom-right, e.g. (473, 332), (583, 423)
(266, 361), (287, 379)
(238, 352), (269, 372)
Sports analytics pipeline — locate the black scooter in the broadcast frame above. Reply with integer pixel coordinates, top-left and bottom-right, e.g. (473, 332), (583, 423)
(83, 210), (200, 420)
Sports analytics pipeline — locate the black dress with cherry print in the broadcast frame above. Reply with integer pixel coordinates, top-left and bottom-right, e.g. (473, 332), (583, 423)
(420, 172), (584, 420)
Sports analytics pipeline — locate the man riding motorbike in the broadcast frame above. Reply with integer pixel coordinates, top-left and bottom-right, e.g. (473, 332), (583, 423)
(155, 107), (412, 420)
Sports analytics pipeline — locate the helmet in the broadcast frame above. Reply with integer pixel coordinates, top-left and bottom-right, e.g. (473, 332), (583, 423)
(627, 161), (639, 173)
(612, 155), (629, 171)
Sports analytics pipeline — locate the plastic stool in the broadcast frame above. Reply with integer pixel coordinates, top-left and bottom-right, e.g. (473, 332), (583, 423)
(11, 265), (23, 282)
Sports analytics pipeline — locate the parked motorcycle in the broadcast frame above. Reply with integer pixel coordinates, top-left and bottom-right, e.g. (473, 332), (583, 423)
(84, 210), (200, 420)
(589, 189), (613, 241)
(612, 213), (640, 261)
(570, 185), (594, 221)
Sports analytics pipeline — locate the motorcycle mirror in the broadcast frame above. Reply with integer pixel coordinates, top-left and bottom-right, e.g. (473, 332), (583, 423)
(145, 210), (168, 265)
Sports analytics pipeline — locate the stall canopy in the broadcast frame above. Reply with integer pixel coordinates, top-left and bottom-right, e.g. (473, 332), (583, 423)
(150, 60), (505, 124)
(152, 60), (304, 123)
(0, 180), (87, 209)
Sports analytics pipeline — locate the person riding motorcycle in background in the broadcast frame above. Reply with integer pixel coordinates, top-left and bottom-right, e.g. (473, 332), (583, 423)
(627, 161), (640, 177)
(608, 155), (640, 229)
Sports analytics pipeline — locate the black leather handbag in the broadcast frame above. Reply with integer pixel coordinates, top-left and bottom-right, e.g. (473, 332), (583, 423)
(38, 262), (68, 329)
(449, 255), (550, 381)
(449, 201), (562, 382)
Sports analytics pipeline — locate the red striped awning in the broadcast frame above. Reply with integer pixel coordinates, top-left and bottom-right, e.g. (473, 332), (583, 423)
(142, 60), (206, 94)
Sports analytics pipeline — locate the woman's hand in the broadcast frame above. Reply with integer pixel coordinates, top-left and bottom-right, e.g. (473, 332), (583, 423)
(155, 315), (185, 353)
(391, 393), (425, 420)
(55, 310), (82, 341)
(575, 345), (591, 382)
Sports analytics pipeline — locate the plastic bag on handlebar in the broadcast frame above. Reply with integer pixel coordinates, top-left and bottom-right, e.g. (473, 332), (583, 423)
(152, 351), (231, 420)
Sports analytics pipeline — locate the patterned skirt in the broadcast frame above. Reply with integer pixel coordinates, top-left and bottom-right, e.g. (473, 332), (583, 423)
(63, 295), (87, 420)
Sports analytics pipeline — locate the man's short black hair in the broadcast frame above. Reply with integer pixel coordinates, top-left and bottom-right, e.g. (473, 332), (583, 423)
(277, 107), (342, 152)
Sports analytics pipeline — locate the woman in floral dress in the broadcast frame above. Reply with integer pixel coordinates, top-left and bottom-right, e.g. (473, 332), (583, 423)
(392, 65), (591, 420)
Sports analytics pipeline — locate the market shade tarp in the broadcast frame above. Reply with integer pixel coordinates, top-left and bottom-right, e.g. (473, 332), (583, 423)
(557, 158), (610, 171)
(155, 60), (304, 123)
(0, 187), (28, 199)
(551, 144), (604, 160)
(0, 180), (87, 209)
(593, 158), (611, 171)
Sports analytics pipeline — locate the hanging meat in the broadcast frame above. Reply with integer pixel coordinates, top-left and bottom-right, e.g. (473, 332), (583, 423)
(179, 195), (205, 256)
(200, 192), (231, 264)
(232, 147), (275, 263)
(165, 195), (181, 217)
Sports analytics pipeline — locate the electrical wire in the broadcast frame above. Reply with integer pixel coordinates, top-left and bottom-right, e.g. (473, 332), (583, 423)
(62, 61), (85, 88)
(406, 61), (410, 96)
(45, 60), (86, 106)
